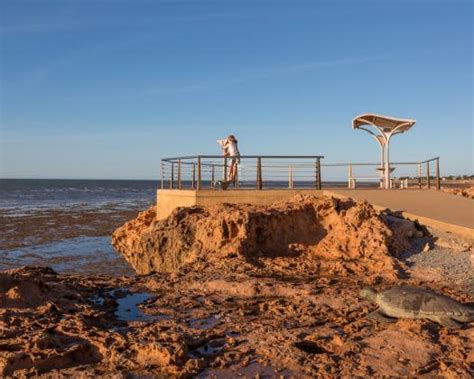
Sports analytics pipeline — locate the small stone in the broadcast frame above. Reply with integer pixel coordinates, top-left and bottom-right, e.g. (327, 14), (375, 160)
(461, 243), (471, 252)
(227, 337), (237, 346)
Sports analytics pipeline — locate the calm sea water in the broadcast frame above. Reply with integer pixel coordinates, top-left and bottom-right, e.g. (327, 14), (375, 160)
(0, 179), (159, 216)
(0, 179), (160, 275)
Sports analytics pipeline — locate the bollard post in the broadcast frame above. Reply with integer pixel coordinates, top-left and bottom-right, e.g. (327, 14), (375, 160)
(256, 157), (262, 190)
(288, 166), (293, 189)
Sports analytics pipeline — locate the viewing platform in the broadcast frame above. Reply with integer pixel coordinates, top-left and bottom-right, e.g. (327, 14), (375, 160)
(156, 155), (473, 240)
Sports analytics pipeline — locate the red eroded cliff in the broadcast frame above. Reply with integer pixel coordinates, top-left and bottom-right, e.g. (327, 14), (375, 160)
(112, 195), (416, 279)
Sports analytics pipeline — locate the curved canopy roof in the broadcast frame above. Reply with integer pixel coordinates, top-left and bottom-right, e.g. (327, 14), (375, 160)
(352, 113), (416, 134)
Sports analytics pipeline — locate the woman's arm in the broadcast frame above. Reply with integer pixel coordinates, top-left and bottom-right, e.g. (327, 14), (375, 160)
(217, 138), (230, 156)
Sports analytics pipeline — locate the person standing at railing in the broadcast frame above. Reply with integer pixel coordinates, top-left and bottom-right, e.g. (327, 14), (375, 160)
(217, 135), (240, 189)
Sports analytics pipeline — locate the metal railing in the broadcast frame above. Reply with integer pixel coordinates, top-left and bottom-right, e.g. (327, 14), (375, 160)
(161, 155), (324, 190)
(160, 155), (441, 190)
(321, 157), (441, 189)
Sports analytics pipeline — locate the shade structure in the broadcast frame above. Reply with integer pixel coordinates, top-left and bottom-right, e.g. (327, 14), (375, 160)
(352, 113), (416, 188)
(353, 113), (416, 134)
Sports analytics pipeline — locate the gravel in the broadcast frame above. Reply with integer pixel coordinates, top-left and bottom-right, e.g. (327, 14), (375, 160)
(400, 236), (474, 295)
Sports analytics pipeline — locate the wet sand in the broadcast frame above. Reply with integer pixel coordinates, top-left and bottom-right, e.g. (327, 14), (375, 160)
(0, 207), (140, 276)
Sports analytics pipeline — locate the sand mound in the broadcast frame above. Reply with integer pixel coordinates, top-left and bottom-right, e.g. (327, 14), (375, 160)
(112, 195), (415, 279)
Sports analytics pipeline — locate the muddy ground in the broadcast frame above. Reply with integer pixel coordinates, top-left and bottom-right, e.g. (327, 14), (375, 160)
(0, 207), (139, 276)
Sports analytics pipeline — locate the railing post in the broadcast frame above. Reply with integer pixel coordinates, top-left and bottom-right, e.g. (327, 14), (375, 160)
(315, 160), (318, 189)
(177, 159), (182, 189)
(197, 156), (202, 190)
(211, 164), (215, 188)
(316, 158), (322, 190)
(288, 166), (293, 189)
(426, 161), (430, 189)
(170, 162), (174, 189)
(235, 166), (239, 188)
(160, 161), (164, 189)
(224, 157), (228, 182)
(256, 157), (262, 190)
(435, 158), (440, 190)
(417, 163), (422, 189)
(192, 163), (196, 189)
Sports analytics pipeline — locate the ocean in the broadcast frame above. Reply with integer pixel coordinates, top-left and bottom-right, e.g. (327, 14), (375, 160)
(0, 179), (159, 276)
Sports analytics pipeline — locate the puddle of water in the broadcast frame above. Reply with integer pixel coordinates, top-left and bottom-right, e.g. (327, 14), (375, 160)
(115, 292), (155, 321)
(225, 330), (240, 338)
(0, 236), (134, 276)
(195, 338), (227, 357)
(89, 289), (165, 322)
(189, 315), (222, 329)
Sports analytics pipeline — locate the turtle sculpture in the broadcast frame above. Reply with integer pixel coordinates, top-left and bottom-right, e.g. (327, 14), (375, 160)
(360, 286), (474, 328)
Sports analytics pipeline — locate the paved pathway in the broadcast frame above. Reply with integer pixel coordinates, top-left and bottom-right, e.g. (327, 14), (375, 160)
(325, 189), (473, 238)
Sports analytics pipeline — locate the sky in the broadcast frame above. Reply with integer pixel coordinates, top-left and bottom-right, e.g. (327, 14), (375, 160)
(1, 0), (472, 179)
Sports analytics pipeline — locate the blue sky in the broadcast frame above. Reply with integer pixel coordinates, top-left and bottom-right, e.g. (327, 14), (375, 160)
(1, 0), (472, 179)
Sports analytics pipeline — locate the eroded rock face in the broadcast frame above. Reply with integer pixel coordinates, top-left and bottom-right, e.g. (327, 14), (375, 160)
(112, 195), (405, 279)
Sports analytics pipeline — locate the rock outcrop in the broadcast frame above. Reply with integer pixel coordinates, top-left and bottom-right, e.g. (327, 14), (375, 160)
(112, 195), (410, 279)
